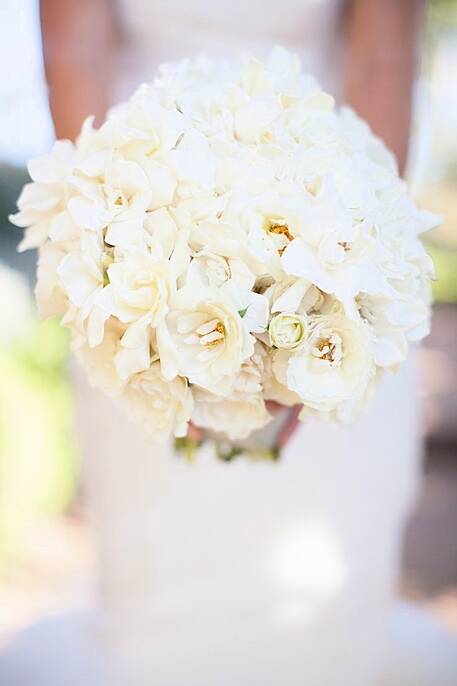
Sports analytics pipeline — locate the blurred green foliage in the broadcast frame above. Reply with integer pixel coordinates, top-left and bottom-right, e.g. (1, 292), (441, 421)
(427, 240), (457, 303)
(0, 318), (77, 567)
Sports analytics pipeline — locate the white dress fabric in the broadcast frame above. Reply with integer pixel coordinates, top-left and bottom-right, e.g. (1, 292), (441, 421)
(71, 1), (457, 685)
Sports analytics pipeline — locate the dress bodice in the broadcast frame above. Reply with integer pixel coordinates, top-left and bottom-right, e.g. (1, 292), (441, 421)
(114, 0), (344, 101)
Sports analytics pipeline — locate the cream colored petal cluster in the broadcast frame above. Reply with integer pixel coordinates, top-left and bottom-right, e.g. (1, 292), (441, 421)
(10, 48), (437, 443)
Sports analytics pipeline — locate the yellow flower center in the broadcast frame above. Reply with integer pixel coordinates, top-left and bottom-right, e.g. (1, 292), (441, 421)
(316, 337), (336, 362)
(196, 319), (226, 348)
(268, 222), (293, 255)
(269, 222), (293, 241)
(312, 333), (343, 367)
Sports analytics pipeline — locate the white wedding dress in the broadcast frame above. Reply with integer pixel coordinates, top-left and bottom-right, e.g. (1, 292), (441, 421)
(69, 1), (457, 685)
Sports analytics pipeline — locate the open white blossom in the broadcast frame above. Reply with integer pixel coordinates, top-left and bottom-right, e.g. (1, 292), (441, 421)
(277, 312), (375, 417)
(121, 363), (193, 442)
(11, 48), (437, 445)
(192, 343), (273, 439)
(161, 286), (254, 394)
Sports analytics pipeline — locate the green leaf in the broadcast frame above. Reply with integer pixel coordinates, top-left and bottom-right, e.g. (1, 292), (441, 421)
(174, 435), (202, 462)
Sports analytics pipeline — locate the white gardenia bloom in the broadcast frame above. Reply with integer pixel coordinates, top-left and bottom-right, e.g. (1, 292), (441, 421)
(220, 186), (312, 279)
(161, 287), (254, 393)
(280, 312), (375, 417)
(355, 291), (429, 368)
(11, 49), (437, 445)
(35, 242), (68, 319)
(186, 251), (254, 291)
(97, 251), (175, 326)
(9, 141), (76, 251)
(74, 320), (127, 397)
(96, 251), (176, 380)
(122, 363), (193, 442)
(192, 343), (273, 439)
(192, 388), (272, 440)
(58, 231), (110, 347)
(185, 250), (269, 332)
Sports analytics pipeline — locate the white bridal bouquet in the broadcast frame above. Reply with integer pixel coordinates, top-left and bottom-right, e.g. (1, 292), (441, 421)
(11, 49), (437, 450)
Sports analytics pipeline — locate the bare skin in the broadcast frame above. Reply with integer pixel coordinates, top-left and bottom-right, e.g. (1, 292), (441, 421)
(40, 0), (115, 140)
(344, 0), (425, 174)
(40, 0), (425, 447)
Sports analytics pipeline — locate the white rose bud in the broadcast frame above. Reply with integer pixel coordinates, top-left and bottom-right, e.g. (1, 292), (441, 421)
(269, 313), (308, 350)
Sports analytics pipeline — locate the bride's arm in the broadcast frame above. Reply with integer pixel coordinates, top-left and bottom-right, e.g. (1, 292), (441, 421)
(344, 0), (425, 174)
(40, 0), (116, 140)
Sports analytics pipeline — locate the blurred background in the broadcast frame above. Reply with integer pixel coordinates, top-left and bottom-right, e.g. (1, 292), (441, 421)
(0, 0), (456, 655)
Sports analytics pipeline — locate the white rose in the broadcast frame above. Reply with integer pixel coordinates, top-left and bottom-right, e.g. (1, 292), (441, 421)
(160, 286), (254, 393)
(269, 312), (307, 350)
(280, 312), (375, 415)
(122, 363), (193, 442)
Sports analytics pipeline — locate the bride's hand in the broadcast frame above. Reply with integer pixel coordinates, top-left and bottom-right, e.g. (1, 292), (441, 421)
(187, 404), (302, 448)
(265, 402), (302, 449)
(187, 421), (204, 444)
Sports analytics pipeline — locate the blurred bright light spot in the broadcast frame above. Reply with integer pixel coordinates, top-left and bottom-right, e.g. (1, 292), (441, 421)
(273, 520), (346, 597)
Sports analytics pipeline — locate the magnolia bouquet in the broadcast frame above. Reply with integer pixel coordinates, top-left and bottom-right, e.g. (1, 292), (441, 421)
(11, 49), (437, 449)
